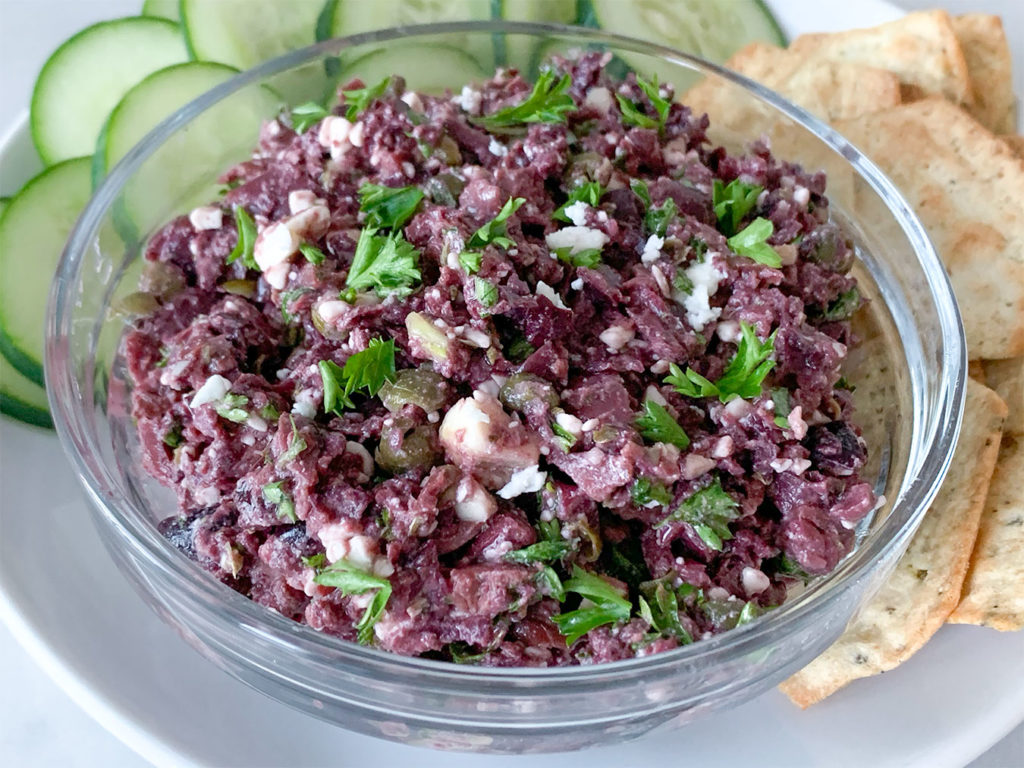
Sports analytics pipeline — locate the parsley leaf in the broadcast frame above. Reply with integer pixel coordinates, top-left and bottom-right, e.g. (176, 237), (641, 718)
(655, 476), (739, 551)
(358, 183), (424, 230)
(340, 77), (390, 121)
(474, 277), (498, 308)
(475, 70), (575, 131)
(770, 387), (792, 429)
(816, 287), (861, 321)
(289, 102), (329, 133)
(638, 579), (693, 643)
(630, 179), (651, 207)
(214, 393), (249, 423)
(458, 250), (482, 274)
(262, 481), (297, 523)
(346, 227), (421, 296)
(468, 196), (525, 249)
(645, 197), (678, 238)
(551, 565), (632, 645)
(617, 93), (659, 130)
(636, 75), (671, 125)
(313, 559), (392, 644)
(712, 179), (763, 237)
(279, 287), (310, 323)
(505, 540), (571, 565)
(635, 399), (690, 449)
(666, 321), (777, 403)
(551, 419), (577, 451)
(727, 217), (782, 268)
(319, 338), (397, 415)
(162, 423), (183, 448)
(278, 416), (307, 464)
(553, 246), (602, 268)
(616, 76), (670, 132)
(301, 552), (326, 570)
(630, 476), (673, 507)
(536, 566), (566, 601)
(553, 181), (604, 222)
(225, 207), (257, 270)
(299, 242), (326, 265)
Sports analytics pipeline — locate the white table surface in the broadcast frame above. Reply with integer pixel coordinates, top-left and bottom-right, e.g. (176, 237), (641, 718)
(0, 1), (1022, 766)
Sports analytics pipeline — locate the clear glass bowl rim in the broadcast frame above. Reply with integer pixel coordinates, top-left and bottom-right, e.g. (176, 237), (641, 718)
(46, 20), (966, 686)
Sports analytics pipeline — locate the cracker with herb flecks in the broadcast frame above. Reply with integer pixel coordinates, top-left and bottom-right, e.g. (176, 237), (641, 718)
(1003, 135), (1024, 160)
(948, 435), (1024, 631)
(834, 98), (1024, 359)
(789, 10), (973, 107)
(695, 41), (902, 123)
(952, 14), (1017, 135)
(981, 358), (1024, 436)
(779, 380), (1007, 708)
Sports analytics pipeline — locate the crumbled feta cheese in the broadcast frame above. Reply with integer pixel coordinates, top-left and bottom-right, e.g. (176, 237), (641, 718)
(555, 412), (584, 437)
(682, 453), (717, 480)
(497, 464), (548, 499)
(584, 86), (613, 113)
(402, 161), (415, 178)
(712, 436), (734, 458)
(536, 280), (568, 310)
(189, 374), (232, 409)
(545, 226), (609, 255)
(283, 204), (330, 240)
(188, 205), (222, 231)
(644, 384), (667, 406)
(460, 327), (492, 349)
(488, 137), (508, 157)
(581, 418), (599, 432)
(348, 121), (365, 148)
(790, 458), (811, 475)
(651, 264), (671, 297)
(254, 222), (300, 270)
(316, 299), (348, 325)
(563, 200), (590, 227)
(453, 85), (482, 114)
(787, 406), (808, 439)
(651, 360), (670, 375)
(317, 116), (353, 160)
(793, 185), (810, 207)
(287, 190), (323, 215)
(770, 458), (794, 474)
(455, 476), (497, 522)
(570, 277), (584, 291)
(599, 324), (634, 350)
(291, 388), (318, 419)
(742, 567), (770, 596)
(245, 415), (268, 432)
(680, 257), (727, 331)
(264, 261), (290, 290)
(640, 234), (664, 264)
(317, 520), (359, 563)
(400, 91), (424, 113)
(716, 320), (740, 343)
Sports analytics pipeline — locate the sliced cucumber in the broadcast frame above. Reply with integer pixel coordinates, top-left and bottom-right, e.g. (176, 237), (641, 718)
(0, 158), (93, 387)
(591, 0), (785, 84)
(100, 61), (241, 177)
(343, 45), (488, 95)
(30, 17), (187, 166)
(498, 0), (577, 73)
(0, 199), (52, 429)
(181, 0), (325, 102)
(142, 0), (181, 22)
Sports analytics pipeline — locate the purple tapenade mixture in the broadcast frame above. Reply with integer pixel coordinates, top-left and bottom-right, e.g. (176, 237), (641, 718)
(124, 52), (877, 665)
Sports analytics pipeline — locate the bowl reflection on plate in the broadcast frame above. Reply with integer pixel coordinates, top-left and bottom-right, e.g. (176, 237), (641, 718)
(45, 22), (964, 754)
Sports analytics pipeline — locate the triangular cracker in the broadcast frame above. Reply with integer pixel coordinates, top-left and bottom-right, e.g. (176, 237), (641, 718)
(952, 14), (1017, 135)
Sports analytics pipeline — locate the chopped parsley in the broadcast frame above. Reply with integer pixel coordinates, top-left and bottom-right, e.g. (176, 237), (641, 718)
(162, 422), (183, 448)
(467, 196), (525, 249)
(313, 559), (392, 644)
(345, 227), (421, 296)
(551, 565), (632, 645)
(635, 399), (690, 449)
(298, 242), (326, 265)
(630, 179), (652, 207)
(475, 70), (575, 131)
(727, 217), (782, 268)
(458, 250), (482, 274)
(630, 476), (673, 507)
(551, 419), (578, 451)
(340, 76), (390, 121)
(301, 552), (326, 570)
(553, 181), (604, 222)
(358, 183), (425, 230)
(319, 337), (397, 415)
(666, 321), (777, 403)
(474, 277), (498, 308)
(225, 207), (257, 270)
(655, 476), (740, 551)
(278, 416), (307, 464)
(770, 387), (792, 429)
(214, 393), (249, 423)
(536, 566), (566, 601)
(816, 287), (861, 321)
(602, 537), (651, 589)
(645, 197), (678, 238)
(616, 74), (671, 131)
(262, 481), (297, 523)
(155, 346), (170, 368)
(553, 246), (602, 268)
(504, 332), (535, 363)
(259, 403), (280, 421)
(279, 287), (311, 323)
(289, 101), (329, 133)
(448, 642), (488, 664)
(638, 579), (694, 643)
(712, 178), (763, 237)
(505, 540), (572, 565)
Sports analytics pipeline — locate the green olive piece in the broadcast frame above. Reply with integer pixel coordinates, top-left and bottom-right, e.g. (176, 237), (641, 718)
(379, 369), (447, 413)
(499, 373), (558, 413)
(375, 422), (441, 472)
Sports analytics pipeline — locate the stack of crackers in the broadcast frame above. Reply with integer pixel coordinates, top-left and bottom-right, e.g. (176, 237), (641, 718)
(696, 10), (1023, 708)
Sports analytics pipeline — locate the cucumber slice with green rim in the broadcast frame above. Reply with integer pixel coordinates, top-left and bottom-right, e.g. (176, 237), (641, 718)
(590, 0), (786, 78)
(343, 44), (488, 95)
(181, 0), (326, 102)
(99, 61), (241, 178)
(30, 17), (187, 165)
(0, 199), (52, 429)
(0, 158), (93, 387)
(142, 0), (181, 22)
(498, 0), (577, 72)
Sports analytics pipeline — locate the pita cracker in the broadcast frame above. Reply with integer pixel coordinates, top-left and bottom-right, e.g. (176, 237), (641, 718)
(789, 10), (973, 107)
(834, 99), (1024, 359)
(1003, 135), (1024, 159)
(968, 359), (987, 384)
(952, 14), (1017, 135)
(780, 380), (1007, 708)
(948, 435), (1024, 631)
(981, 357), (1024, 436)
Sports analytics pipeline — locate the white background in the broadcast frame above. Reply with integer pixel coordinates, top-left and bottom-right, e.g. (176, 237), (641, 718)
(0, 0), (1021, 766)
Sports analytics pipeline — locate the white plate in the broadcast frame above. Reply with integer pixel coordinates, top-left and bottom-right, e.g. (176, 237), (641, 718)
(2, 1), (1023, 766)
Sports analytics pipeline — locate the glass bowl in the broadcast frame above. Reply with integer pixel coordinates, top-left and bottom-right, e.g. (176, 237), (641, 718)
(46, 22), (964, 754)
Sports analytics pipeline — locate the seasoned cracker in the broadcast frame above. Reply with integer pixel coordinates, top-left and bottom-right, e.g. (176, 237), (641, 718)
(780, 380), (1007, 708)
(981, 357), (1024, 436)
(789, 10), (973, 106)
(952, 14), (1017, 135)
(1003, 135), (1024, 159)
(835, 99), (1024, 359)
(948, 435), (1024, 631)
